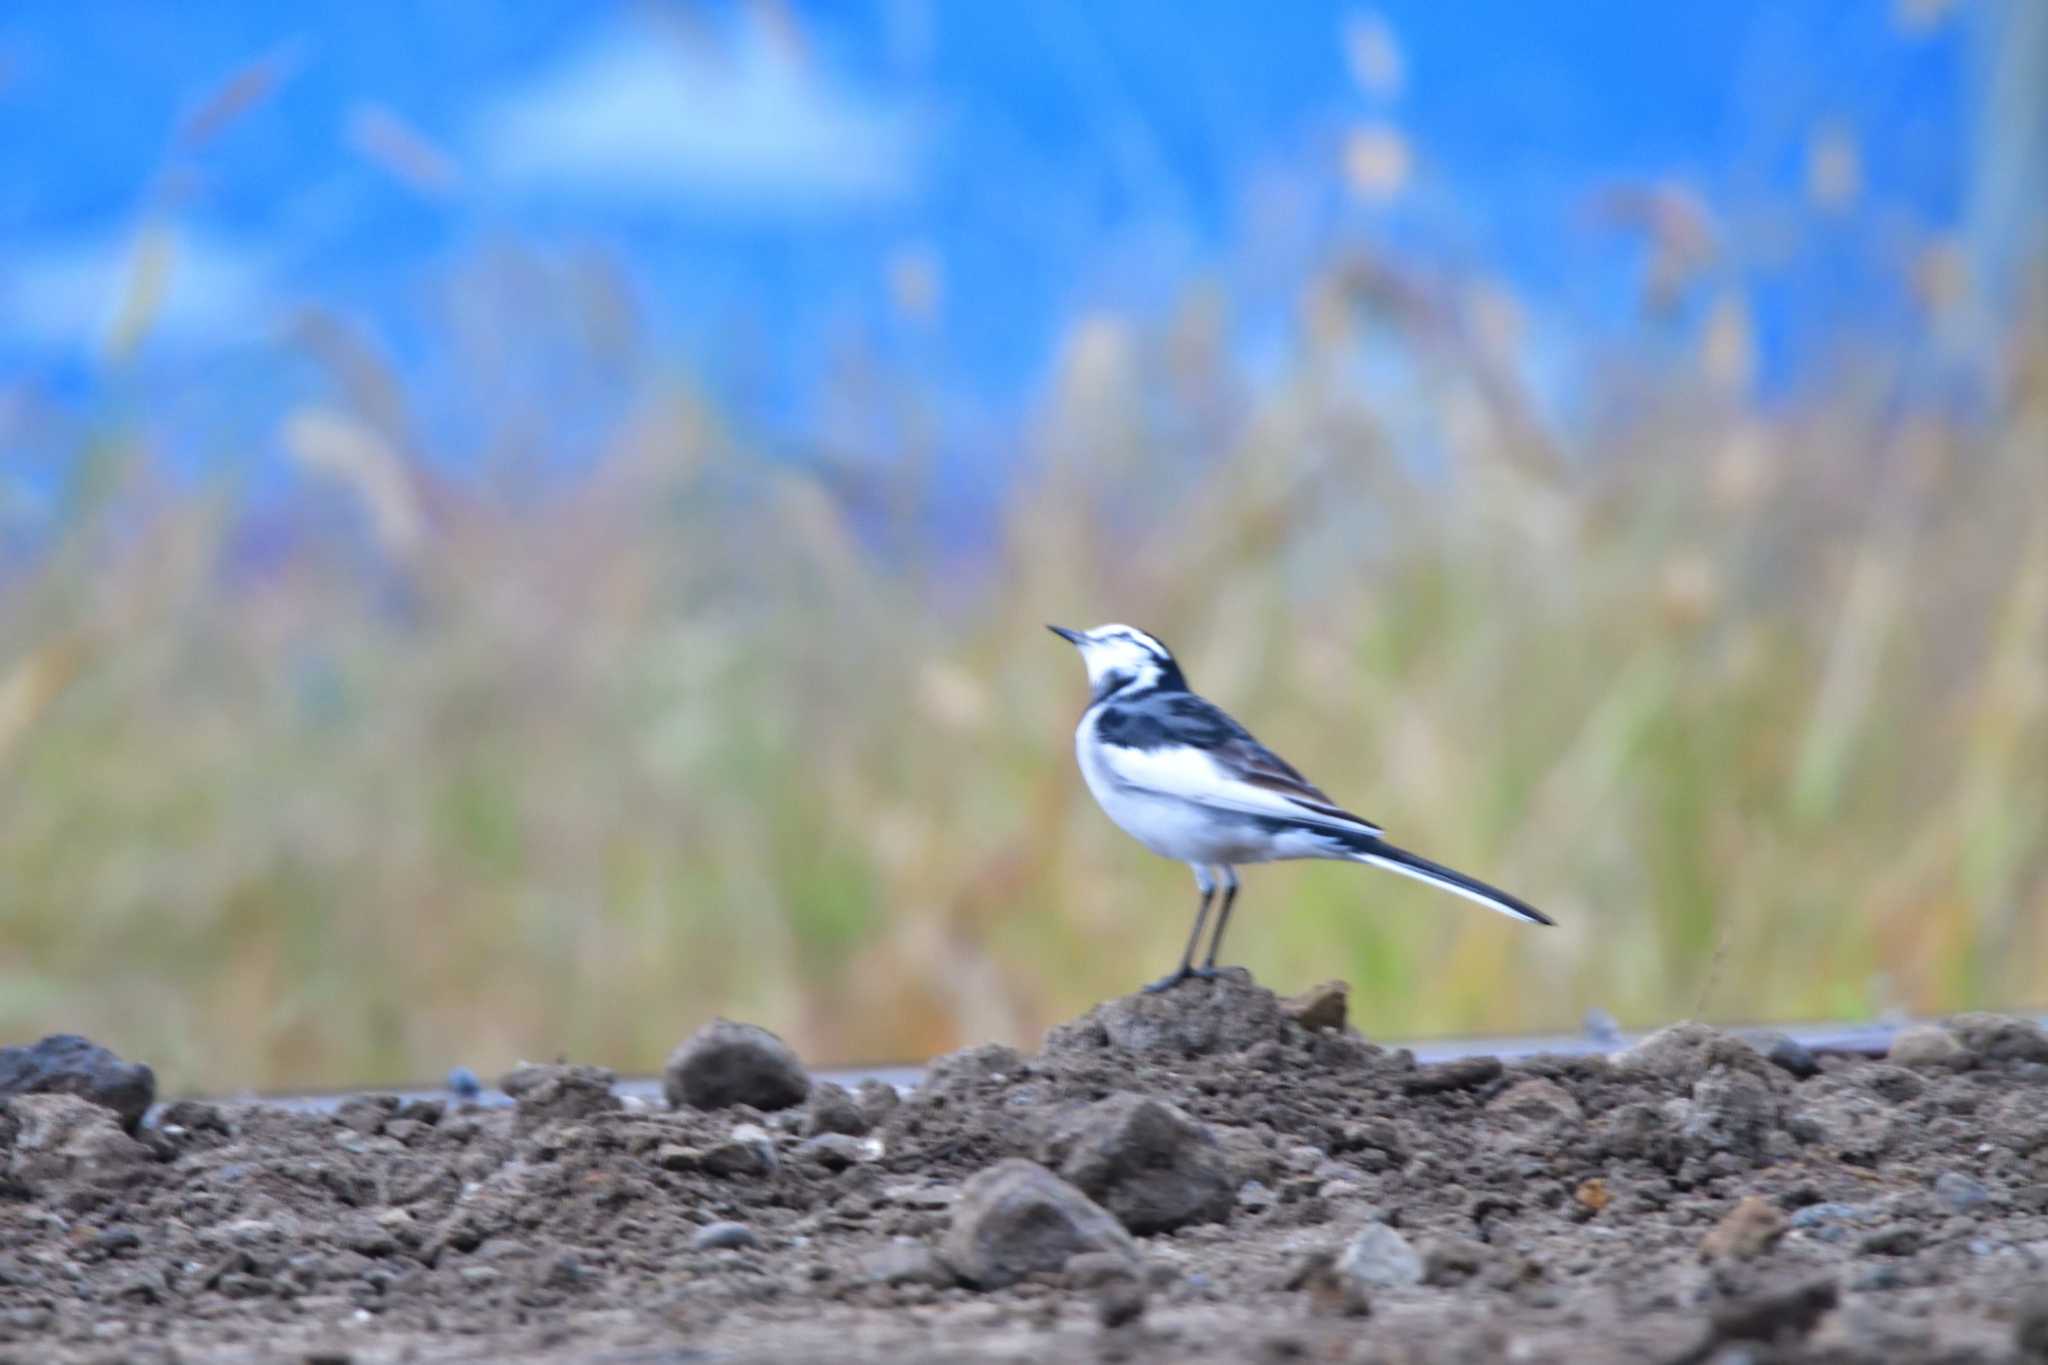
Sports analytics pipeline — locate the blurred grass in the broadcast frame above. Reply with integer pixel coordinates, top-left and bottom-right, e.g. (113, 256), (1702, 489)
(3, 238), (2042, 1096)
(3, 34), (2046, 1092)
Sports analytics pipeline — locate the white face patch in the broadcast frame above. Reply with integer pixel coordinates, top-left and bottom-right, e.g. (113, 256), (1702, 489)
(1073, 624), (1169, 692)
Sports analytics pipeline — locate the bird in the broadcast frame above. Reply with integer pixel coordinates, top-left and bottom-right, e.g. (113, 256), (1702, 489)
(1049, 622), (1553, 992)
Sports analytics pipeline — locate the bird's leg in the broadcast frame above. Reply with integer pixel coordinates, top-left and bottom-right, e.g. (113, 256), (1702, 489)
(1196, 867), (1239, 976)
(1144, 868), (1215, 993)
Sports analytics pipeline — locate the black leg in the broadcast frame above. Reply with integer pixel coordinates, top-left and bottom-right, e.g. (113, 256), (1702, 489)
(1143, 883), (1215, 993)
(1199, 875), (1238, 974)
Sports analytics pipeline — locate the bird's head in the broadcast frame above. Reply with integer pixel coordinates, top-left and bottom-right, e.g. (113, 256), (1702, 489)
(1047, 623), (1183, 699)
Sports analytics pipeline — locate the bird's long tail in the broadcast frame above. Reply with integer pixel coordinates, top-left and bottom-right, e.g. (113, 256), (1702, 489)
(1332, 831), (1553, 926)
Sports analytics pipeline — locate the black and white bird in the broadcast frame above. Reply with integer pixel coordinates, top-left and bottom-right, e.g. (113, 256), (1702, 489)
(1050, 623), (1553, 992)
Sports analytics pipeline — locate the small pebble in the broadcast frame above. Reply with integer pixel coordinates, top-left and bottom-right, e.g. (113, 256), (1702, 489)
(1934, 1171), (1991, 1214)
(691, 1221), (762, 1252)
(446, 1067), (483, 1100)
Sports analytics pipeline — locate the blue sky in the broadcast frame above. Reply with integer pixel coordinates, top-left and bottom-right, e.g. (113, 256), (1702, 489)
(0, 1), (2011, 499)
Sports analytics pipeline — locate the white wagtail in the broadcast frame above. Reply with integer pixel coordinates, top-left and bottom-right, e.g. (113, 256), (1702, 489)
(1050, 623), (1553, 992)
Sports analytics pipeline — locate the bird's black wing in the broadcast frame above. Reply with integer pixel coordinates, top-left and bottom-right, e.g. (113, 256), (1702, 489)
(1095, 690), (1384, 835)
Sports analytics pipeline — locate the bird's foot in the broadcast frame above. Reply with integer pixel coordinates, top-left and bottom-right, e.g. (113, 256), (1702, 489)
(1141, 966), (1218, 994)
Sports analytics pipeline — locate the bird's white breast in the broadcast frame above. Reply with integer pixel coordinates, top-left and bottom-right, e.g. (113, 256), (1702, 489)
(1075, 705), (1275, 865)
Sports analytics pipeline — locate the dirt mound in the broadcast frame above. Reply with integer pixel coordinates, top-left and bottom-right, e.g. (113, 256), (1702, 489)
(3, 976), (2047, 1362)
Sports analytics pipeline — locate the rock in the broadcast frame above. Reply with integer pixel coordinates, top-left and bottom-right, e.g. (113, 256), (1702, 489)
(1485, 1078), (1584, 1153)
(1946, 1014), (2048, 1064)
(1065, 1249), (1140, 1288)
(1860, 1064), (1925, 1103)
(1420, 1236), (1489, 1286)
(1858, 1225), (1922, 1256)
(1699, 1196), (1785, 1260)
(0, 1035), (156, 1133)
(2, 1093), (150, 1185)
(1887, 1024), (1966, 1069)
(797, 1133), (877, 1171)
(1615, 1022), (1776, 1086)
(155, 1100), (230, 1136)
(1934, 1171), (1991, 1214)
(1042, 969), (1292, 1058)
(446, 1066), (483, 1099)
(1751, 1032), (1820, 1080)
(940, 1159), (1137, 1290)
(1335, 1223), (1422, 1289)
(881, 1181), (961, 1210)
(1401, 1056), (1503, 1095)
(1784, 1202), (1873, 1244)
(1706, 1277), (1838, 1348)
(923, 1044), (1026, 1092)
(1284, 1249), (1372, 1318)
(854, 1079), (900, 1125)
(691, 1221), (761, 1251)
(335, 1095), (398, 1137)
(1039, 1093), (1234, 1234)
(703, 1123), (778, 1178)
(2015, 1284), (2048, 1361)
(1073, 1253), (1147, 1328)
(1597, 1102), (1682, 1170)
(1281, 981), (1349, 1033)
(1794, 1083), (1897, 1163)
(1487, 1077), (1584, 1124)
(802, 1081), (869, 1137)
(1681, 1070), (1778, 1158)
(498, 1064), (620, 1130)
(862, 1238), (953, 1287)
(664, 1019), (811, 1112)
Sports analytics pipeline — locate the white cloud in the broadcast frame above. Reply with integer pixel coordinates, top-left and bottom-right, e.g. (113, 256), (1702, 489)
(0, 224), (276, 356)
(475, 17), (925, 211)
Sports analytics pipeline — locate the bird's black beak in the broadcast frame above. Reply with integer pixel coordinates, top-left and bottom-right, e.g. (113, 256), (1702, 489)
(1047, 624), (1084, 645)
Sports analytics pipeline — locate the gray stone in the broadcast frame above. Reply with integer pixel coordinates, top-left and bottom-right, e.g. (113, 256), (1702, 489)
(1787, 1201), (1868, 1230)
(1934, 1171), (1991, 1214)
(1401, 1056), (1503, 1095)
(1887, 1024), (1965, 1069)
(1485, 1078), (1585, 1153)
(691, 1221), (761, 1251)
(2, 1093), (149, 1185)
(941, 1159), (1137, 1289)
(797, 1133), (875, 1171)
(1336, 1222), (1423, 1289)
(498, 1063), (620, 1130)
(1795, 1083), (1898, 1163)
(862, 1237), (952, 1287)
(1752, 1032), (1820, 1080)
(801, 1081), (869, 1137)
(664, 1019), (811, 1112)
(0, 1035), (156, 1133)
(854, 1079), (900, 1125)
(703, 1123), (778, 1178)
(1615, 1022), (1777, 1085)
(1947, 1014), (2048, 1064)
(335, 1095), (398, 1137)
(1681, 1070), (1778, 1157)
(1040, 1092), (1234, 1234)
(2015, 1283), (2048, 1360)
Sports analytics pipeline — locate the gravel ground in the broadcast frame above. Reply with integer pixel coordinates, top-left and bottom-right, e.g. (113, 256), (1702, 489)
(5, 972), (2048, 1363)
